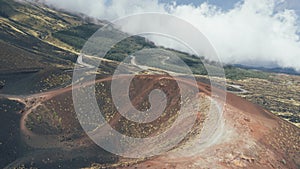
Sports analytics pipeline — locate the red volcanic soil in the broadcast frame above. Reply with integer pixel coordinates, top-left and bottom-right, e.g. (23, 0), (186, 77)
(121, 86), (300, 169)
(12, 75), (300, 169)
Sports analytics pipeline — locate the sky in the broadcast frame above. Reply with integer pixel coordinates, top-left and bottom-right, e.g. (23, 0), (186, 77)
(38, 0), (300, 70)
(159, 0), (240, 9)
(161, 0), (300, 15)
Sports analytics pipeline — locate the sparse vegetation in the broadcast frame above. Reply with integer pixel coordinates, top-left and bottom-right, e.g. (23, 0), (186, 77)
(0, 0), (299, 168)
(224, 65), (270, 80)
(52, 24), (101, 50)
(41, 72), (72, 90)
(229, 75), (300, 127)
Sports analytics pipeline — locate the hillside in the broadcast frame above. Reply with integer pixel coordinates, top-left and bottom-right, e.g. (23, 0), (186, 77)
(0, 0), (299, 168)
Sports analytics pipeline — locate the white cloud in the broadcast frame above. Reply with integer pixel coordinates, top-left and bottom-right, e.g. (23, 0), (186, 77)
(41, 0), (165, 20)
(39, 0), (300, 70)
(169, 0), (300, 70)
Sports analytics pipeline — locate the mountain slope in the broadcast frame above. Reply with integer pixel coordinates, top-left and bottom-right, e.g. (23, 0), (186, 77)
(0, 0), (102, 94)
(0, 1), (299, 168)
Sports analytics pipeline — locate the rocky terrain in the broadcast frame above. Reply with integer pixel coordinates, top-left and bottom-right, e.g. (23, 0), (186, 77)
(1, 75), (298, 169)
(227, 74), (300, 127)
(0, 0), (299, 168)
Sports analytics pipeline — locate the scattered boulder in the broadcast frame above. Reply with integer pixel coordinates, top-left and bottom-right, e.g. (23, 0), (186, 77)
(0, 80), (5, 89)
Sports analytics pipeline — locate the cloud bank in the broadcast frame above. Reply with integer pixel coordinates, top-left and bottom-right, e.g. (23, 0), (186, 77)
(41, 0), (300, 70)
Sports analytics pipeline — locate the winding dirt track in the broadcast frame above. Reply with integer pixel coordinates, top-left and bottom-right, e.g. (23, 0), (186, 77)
(1, 75), (213, 148)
